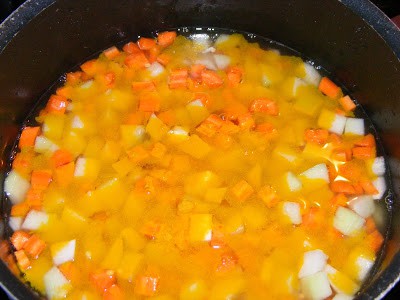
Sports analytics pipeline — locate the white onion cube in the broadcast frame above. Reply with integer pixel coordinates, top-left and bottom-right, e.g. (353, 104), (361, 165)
(9, 217), (23, 231)
(34, 135), (59, 154)
(304, 63), (322, 86)
(301, 271), (332, 300)
(147, 62), (164, 77)
(348, 195), (375, 218)
(4, 170), (30, 204)
(344, 118), (365, 136)
(283, 201), (302, 225)
(372, 176), (386, 200)
(168, 126), (189, 137)
(356, 256), (374, 281)
(299, 249), (328, 278)
(370, 157), (385, 176)
(330, 114), (347, 135)
(213, 54), (230, 70)
(286, 172), (302, 192)
(44, 266), (71, 299)
(51, 240), (76, 266)
(332, 294), (354, 300)
(22, 210), (49, 230)
(293, 77), (307, 96)
(333, 207), (365, 236)
(300, 163), (330, 183)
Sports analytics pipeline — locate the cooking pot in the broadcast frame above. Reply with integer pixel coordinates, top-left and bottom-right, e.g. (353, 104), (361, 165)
(0, 0), (399, 299)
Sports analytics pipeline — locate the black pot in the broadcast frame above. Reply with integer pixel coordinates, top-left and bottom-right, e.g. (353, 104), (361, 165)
(0, 0), (399, 299)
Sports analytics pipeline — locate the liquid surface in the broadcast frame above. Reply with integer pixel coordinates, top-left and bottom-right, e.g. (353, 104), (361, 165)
(4, 29), (388, 300)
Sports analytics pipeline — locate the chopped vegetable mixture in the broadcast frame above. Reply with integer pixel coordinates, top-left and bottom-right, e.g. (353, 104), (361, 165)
(4, 31), (387, 300)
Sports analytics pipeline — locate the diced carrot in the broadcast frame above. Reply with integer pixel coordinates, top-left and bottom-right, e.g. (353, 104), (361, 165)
(304, 128), (329, 145)
(56, 86), (73, 98)
(329, 133), (343, 145)
(302, 207), (322, 228)
(66, 71), (83, 85)
(157, 31), (177, 48)
(101, 72), (116, 87)
(81, 59), (99, 76)
(226, 66), (243, 87)
(352, 146), (376, 159)
(104, 284), (124, 300)
(14, 250), (30, 270)
(90, 269), (117, 292)
(330, 181), (356, 195)
(237, 113), (255, 130)
(123, 41), (141, 54)
(255, 123), (277, 137)
(352, 183), (364, 195)
(196, 114), (224, 137)
(213, 133), (234, 150)
(338, 161), (364, 182)
(124, 52), (150, 69)
(46, 94), (67, 114)
(124, 111), (145, 125)
(335, 108), (346, 116)
(30, 169), (52, 190)
(258, 185), (279, 208)
(18, 126), (40, 149)
(168, 68), (189, 89)
(209, 226), (226, 249)
(25, 189), (43, 207)
(365, 217), (377, 234)
(354, 133), (376, 147)
(54, 162), (75, 188)
(10, 231), (30, 251)
(366, 230), (384, 253)
(59, 262), (80, 282)
(327, 163), (338, 183)
(157, 110), (176, 127)
(231, 180), (254, 202)
(12, 152), (33, 175)
(23, 234), (46, 259)
(190, 64), (207, 80)
(137, 37), (157, 51)
(156, 53), (171, 66)
(249, 98), (279, 115)
(51, 149), (73, 168)
(138, 94), (161, 112)
(331, 193), (348, 207)
(360, 180), (379, 195)
(219, 120), (240, 135)
(10, 202), (30, 217)
(318, 77), (341, 98)
(201, 69), (223, 88)
(132, 81), (156, 92)
(134, 274), (160, 296)
(103, 46), (120, 60)
(216, 250), (238, 273)
(140, 220), (162, 239)
(339, 95), (356, 112)
(331, 148), (352, 162)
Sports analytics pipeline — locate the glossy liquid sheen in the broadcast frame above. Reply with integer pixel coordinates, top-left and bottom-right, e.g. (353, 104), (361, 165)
(5, 29), (388, 299)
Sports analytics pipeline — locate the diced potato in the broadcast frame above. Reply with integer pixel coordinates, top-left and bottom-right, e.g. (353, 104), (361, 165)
(189, 214), (213, 242)
(186, 100), (209, 126)
(298, 249), (328, 278)
(285, 172), (302, 192)
(318, 109), (346, 135)
(44, 266), (72, 299)
(179, 134), (211, 159)
(121, 227), (146, 252)
(73, 157), (100, 181)
(117, 252), (144, 281)
(146, 114), (169, 141)
(282, 202), (302, 225)
(224, 211), (245, 234)
(34, 135), (59, 154)
(120, 124), (146, 148)
(300, 163), (330, 183)
(60, 207), (88, 233)
(294, 85), (324, 116)
(204, 187), (227, 204)
(4, 170), (30, 204)
(102, 237), (123, 270)
(42, 114), (65, 140)
(185, 170), (221, 197)
(51, 239), (76, 266)
(210, 275), (246, 300)
(180, 279), (208, 300)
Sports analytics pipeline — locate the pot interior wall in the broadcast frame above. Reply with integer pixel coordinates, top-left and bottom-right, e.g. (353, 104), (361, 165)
(0, 0), (399, 299)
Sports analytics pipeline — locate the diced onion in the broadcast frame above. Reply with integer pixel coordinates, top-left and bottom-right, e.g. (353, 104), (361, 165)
(22, 210), (49, 230)
(298, 249), (328, 278)
(348, 195), (375, 218)
(300, 163), (329, 183)
(4, 170), (30, 204)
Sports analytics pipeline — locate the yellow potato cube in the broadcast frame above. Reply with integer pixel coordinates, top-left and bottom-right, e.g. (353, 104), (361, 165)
(180, 134), (211, 159)
(204, 187), (227, 204)
(102, 237), (123, 270)
(146, 114), (169, 141)
(180, 279), (208, 300)
(117, 252), (144, 281)
(73, 157), (100, 181)
(42, 114), (65, 141)
(294, 85), (324, 116)
(120, 124), (145, 148)
(189, 214), (213, 242)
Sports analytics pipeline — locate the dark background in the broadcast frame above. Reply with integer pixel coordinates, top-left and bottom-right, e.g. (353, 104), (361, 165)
(0, 0), (399, 299)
